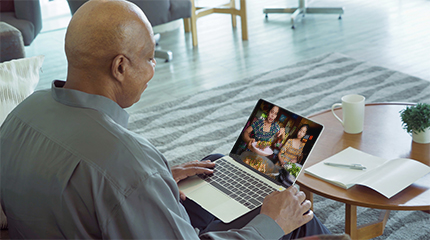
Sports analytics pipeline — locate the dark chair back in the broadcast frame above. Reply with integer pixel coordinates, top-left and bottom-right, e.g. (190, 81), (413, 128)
(66, 0), (191, 27)
(0, 0), (42, 46)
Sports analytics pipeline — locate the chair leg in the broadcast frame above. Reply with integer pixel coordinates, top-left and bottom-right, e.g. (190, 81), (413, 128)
(187, 0), (248, 46)
(230, 0), (237, 28)
(154, 33), (173, 62)
(240, 0), (248, 40)
(183, 18), (191, 33)
(155, 50), (173, 62)
(190, 0), (198, 47)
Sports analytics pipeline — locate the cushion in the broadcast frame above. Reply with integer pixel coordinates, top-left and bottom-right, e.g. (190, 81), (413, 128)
(0, 55), (44, 126)
(0, 55), (44, 229)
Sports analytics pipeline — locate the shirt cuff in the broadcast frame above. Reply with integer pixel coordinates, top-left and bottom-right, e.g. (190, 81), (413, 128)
(245, 214), (284, 239)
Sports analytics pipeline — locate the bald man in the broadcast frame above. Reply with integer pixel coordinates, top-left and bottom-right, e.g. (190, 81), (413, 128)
(0, 0), (332, 239)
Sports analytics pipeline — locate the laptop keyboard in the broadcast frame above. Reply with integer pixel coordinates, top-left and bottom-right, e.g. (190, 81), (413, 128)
(198, 158), (277, 210)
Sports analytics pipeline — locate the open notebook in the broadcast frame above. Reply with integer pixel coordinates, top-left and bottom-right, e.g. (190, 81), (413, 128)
(178, 99), (324, 223)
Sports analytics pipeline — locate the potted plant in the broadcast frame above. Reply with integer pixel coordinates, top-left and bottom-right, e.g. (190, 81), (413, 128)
(400, 103), (430, 144)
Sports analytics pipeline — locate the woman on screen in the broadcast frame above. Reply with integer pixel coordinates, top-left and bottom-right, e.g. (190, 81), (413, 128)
(278, 124), (309, 166)
(242, 106), (285, 150)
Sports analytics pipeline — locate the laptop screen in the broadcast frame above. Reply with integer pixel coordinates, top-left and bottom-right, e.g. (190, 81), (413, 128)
(230, 99), (324, 187)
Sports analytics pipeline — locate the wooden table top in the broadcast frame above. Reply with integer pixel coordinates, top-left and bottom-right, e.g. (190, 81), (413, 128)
(297, 103), (430, 210)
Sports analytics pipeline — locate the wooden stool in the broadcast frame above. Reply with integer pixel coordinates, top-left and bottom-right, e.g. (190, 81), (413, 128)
(183, 0), (248, 47)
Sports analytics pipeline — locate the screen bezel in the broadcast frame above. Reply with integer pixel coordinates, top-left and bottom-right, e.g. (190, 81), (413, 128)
(229, 99), (325, 188)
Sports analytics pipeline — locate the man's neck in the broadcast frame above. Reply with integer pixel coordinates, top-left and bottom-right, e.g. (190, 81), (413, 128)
(64, 71), (120, 106)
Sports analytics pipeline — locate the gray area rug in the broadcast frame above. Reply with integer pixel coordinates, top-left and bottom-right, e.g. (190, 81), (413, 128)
(128, 52), (430, 239)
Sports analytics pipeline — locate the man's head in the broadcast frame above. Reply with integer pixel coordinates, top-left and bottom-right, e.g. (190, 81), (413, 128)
(64, 0), (156, 108)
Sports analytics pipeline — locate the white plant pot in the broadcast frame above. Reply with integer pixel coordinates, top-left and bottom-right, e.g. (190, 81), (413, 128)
(412, 127), (430, 144)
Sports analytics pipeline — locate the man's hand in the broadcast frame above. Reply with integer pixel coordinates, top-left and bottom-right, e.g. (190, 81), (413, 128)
(260, 186), (313, 234)
(171, 160), (215, 200)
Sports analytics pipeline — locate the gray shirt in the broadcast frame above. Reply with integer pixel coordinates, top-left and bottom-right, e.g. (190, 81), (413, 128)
(0, 80), (284, 239)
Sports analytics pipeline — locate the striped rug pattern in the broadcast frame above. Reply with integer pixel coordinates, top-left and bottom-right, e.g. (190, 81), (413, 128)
(128, 52), (430, 239)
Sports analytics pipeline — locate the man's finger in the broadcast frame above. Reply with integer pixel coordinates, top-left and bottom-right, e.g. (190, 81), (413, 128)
(197, 160), (216, 167)
(184, 160), (215, 168)
(303, 209), (314, 221)
(184, 166), (214, 176)
(288, 185), (298, 194)
(179, 190), (187, 201)
(175, 166), (214, 182)
(301, 199), (312, 210)
(297, 190), (306, 201)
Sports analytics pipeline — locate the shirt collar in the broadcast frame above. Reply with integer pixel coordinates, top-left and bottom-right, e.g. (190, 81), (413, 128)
(51, 80), (129, 128)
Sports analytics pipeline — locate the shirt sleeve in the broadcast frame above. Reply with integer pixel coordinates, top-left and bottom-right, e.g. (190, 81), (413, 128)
(101, 171), (284, 240)
(200, 214), (284, 240)
(101, 171), (199, 239)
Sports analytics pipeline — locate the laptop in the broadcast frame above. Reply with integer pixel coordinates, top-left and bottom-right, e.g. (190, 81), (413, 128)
(178, 99), (324, 223)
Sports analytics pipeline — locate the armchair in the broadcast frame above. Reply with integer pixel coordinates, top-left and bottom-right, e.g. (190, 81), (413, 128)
(66, 0), (192, 62)
(0, 0), (42, 46)
(0, 22), (25, 62)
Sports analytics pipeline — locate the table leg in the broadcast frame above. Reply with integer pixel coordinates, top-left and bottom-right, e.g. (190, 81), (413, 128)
(345, 204), (390, 239)
(345, 204), (358, 238)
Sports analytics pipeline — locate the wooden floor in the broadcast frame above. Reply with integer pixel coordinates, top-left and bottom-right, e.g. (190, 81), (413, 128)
(28, 0), (430, 113)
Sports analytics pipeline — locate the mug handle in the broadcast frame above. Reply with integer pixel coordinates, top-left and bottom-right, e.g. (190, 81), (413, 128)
(331, 103), (343, 126)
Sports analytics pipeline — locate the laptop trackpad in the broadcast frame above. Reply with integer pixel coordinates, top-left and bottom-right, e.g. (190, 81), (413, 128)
(187, 184), (231, 208)
(186, 184), (249, 223)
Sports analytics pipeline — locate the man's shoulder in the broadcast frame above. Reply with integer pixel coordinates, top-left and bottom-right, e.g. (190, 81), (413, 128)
(10, 89), (51, 113)
(0, 89), (52, 137)
(3, 89), (171, 197)
(51, 121), (171, 198)
(69, 122), (170, 191)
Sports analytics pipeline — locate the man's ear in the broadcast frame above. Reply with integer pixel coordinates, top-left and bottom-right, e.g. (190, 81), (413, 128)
(111, 54), (129, 83)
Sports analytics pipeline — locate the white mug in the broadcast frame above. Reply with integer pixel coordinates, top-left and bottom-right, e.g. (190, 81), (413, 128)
(331, 94), (365, 134)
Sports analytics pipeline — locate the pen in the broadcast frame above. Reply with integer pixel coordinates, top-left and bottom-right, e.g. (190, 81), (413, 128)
(324, 162), (367, 170)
